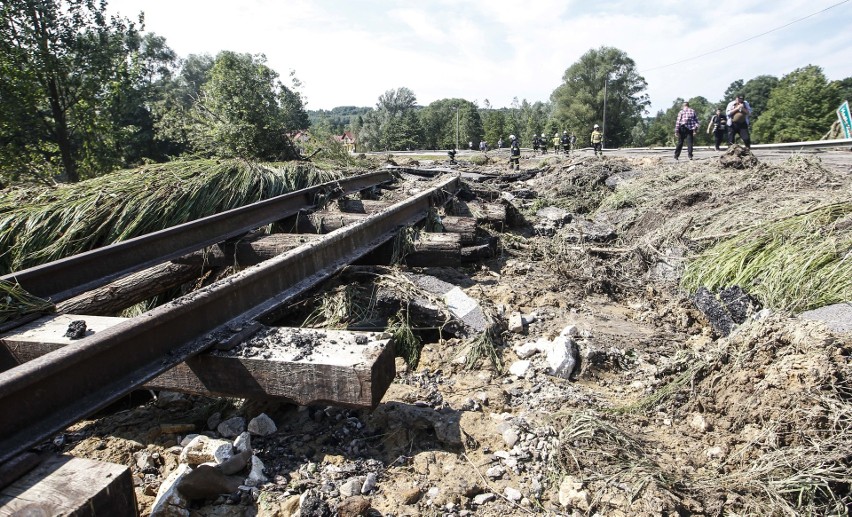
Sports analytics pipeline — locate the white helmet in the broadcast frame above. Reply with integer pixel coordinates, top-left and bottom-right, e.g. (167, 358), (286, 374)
(594, 124), (600, 129)
(509, 134), (515, 140)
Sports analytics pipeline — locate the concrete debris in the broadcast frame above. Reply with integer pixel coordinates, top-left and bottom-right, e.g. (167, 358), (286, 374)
(247, 413), (277, 436)
(507, 312), (526, 334)
(150, 463), (192, 517)
(558, 475), (591, 510)
(508, 359), (531, 378)
(179, 436), (233, 467)
(217, 416), (246, 438)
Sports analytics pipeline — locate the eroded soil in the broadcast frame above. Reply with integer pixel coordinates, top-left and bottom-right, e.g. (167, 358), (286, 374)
(62, 146), (852, 516)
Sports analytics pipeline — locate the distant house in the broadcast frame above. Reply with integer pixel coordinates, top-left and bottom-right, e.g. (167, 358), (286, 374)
(289, 130), (310, 143)
(333, 131), (357, 153)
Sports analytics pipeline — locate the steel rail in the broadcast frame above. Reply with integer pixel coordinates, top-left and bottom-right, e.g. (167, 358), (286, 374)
(1, 171), (393, 303)
(0, 175), (459, 466)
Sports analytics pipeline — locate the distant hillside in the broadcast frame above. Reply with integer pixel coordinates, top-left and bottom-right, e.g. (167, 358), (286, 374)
(308, 106), (373, 132)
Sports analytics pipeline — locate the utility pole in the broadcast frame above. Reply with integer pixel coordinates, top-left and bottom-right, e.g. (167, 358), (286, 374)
(602, 73), (609, 149)
(455, 106), (460, 151)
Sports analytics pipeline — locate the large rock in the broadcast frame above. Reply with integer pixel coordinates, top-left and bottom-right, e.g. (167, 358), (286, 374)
(176, 464), (243, 500)
(545, 328), (579, 379)
(248, 413), (277, 436)
(217, 416), (246, 438)
(150, 464), (193, 517)
(179, 436), (233, 466)
(534, 207), (573, 236)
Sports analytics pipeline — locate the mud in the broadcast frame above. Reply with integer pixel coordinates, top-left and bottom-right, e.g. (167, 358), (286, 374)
(50, 147), (852, 516)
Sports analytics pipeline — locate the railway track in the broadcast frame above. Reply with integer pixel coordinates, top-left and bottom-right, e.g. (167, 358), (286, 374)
(0, 171), (460, 467)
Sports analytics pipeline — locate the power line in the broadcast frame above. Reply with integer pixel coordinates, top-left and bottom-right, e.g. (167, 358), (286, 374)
(640, 0), (850, 73)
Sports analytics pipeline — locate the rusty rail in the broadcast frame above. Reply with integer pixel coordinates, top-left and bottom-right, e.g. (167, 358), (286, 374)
(0, 175), (459, 466)
(1, 171), (393, 303)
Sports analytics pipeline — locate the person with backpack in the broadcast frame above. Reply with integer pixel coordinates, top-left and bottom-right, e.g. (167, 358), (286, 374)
(674, 101), (700, 161)
(706, 107), (727, 151)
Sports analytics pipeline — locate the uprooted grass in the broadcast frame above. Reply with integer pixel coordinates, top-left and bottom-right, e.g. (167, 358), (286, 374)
(681, 202), (852, 313)
(0, 159), (343, 275)
(549, 410), (685, 514)
(298, 268), (454, 369)
(618, 314), (852, 515)
(0, 279), (54, 324)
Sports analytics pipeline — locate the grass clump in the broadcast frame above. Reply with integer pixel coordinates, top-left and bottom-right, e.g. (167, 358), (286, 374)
(387, 309), (422, 369)
(0, 159), (343, 275)
(681, 202), (852, 313)
(465, 316), (503, 372)
(0, 279), (54, 324)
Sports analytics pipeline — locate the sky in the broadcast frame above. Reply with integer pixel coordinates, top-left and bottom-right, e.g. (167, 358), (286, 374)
(106, 0), (852, 115)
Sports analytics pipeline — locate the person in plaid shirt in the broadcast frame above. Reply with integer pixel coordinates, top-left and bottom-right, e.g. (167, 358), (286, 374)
(674, 101), (700, 161)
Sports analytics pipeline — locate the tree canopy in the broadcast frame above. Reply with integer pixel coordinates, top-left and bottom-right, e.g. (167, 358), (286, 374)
(752, 66), (840, 143)
(551, 46), (649, 148)
(183, 51), (303, 160)
(0, 0), (141, 182)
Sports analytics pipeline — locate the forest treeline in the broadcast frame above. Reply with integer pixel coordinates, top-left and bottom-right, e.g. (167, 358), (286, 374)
(2, 0), (850, 185)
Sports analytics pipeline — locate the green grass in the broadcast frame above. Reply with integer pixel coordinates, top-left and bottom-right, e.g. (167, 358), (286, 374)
(0, 159), (344, 275)
(681, 202), (852, 312)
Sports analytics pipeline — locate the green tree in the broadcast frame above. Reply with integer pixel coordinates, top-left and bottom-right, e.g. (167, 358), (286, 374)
(187, 51), (300, 159)
(152, 53), (214, 156)
(551, 46), (649, 148)
(0, 0), (141, 182)
(358, 87), (425, 151)
(482, 109), (507, 148)
(752, 65), (839, 143)
(419, 99), (460, 149)
(723, 80), (744, 102)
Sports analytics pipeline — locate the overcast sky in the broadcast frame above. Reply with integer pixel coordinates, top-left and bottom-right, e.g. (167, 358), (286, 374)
(107, 0), (851, 114)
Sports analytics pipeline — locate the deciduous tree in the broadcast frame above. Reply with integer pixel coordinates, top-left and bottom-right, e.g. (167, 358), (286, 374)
(752, 65), (839, 143)
(0, 0), (140, 182)
(551, 46), (649, 148)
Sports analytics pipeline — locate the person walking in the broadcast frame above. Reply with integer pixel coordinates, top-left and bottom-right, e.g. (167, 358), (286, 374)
(674, 101), (700, 161)
(726, 94), (752, 148)
(532, 134), (540, 153)
(590, 124), (603, 157)
(508, 134), (520, 171)
(552, 132), (560, 154)
(540, 133), (548, 154)
(706, 107), (727, 151)
(497, 137), (503, 149)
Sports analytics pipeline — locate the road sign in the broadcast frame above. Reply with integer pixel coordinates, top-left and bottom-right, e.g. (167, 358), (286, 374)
(838, 100), (852, 139)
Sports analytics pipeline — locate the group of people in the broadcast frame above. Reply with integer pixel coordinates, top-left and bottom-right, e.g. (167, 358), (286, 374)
(674, 94), (752, 161)
(531, 132), (577, 155)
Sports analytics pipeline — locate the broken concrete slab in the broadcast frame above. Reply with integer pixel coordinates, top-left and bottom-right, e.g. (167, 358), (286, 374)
(405, 273), (489, 335)
(799, 302), (852, 333)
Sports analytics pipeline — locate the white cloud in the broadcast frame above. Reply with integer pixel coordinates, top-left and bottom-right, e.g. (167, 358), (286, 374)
(107, 0), (852, 112)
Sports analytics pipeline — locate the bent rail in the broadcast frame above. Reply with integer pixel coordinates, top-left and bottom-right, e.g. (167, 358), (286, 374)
(0, 174), (459, 465)
(1, 171), (393, 303)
